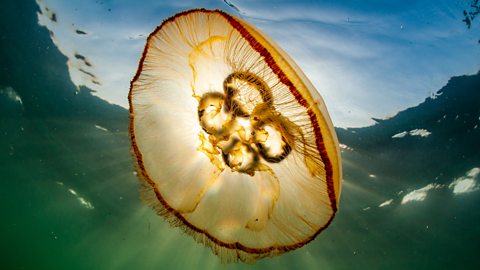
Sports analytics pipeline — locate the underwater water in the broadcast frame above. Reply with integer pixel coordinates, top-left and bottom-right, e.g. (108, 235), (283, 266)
(1, 0), (480, 269)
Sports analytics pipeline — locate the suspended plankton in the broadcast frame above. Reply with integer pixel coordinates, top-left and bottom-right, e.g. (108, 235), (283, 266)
(129, 9), (342, 263)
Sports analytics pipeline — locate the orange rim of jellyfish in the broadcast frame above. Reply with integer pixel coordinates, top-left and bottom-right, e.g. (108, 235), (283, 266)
(129, 8), (340, 259)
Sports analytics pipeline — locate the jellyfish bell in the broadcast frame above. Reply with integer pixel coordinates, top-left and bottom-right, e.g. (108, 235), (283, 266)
(129, 9), (342, 263)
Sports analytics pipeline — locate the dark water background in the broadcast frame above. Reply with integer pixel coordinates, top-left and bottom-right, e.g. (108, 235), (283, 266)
(1, 1), (479, 269)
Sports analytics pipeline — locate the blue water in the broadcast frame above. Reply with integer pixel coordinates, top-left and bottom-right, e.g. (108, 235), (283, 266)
(1, 1), (479, 269)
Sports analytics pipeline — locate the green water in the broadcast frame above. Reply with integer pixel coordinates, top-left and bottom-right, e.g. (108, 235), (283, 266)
(1, 1), (479, 269)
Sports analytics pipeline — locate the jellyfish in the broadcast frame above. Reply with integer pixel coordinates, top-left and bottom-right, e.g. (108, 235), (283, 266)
(129, 9), (342, 263)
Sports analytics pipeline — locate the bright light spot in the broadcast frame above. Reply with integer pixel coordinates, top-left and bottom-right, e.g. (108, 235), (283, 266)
(399, 168), (479, 204)
(450, 178), (477, 194)
(368, 174), (376, 178)
(401, 183), (442, 204)
(339, 143), (354, 151)
(95, 124), (109, 132)
(362, 207), (371, 211)
(392, 129), (431, 139)
(392, 131), (408, 138)
(466, 167), (480, 178)
(0, 86), (23, 105)
(379, 199), (393, 207)
(430, 91), (443, 99)
(409, 129), (431, 137)
(449, 167), (479, 195)
(63, 186), (94, 210)
(78, 197), (95, 209)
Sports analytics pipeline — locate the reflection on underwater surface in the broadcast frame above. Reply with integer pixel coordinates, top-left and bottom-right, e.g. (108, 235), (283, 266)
(1, 0), (480, 269)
